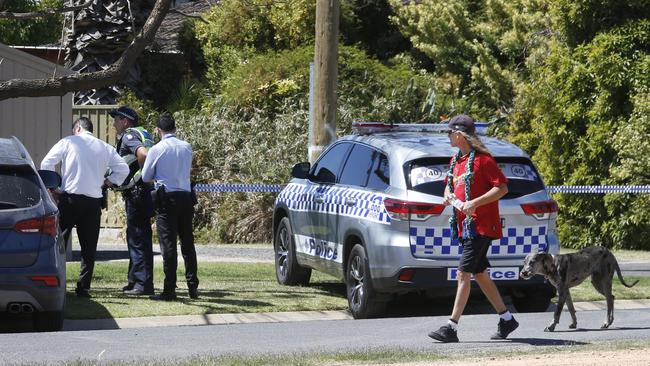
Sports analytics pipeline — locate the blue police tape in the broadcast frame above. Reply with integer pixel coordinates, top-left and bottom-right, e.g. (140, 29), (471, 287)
(547, 185), (650, 194)
(193, 183), (285, 193)
(194, 183), (650, 194)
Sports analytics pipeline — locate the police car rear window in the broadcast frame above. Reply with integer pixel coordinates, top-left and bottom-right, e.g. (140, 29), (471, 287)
(0, 165), (41, 209)
(407, 157), (545, 199)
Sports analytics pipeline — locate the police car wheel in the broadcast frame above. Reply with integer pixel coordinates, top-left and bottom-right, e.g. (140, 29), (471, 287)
(274, 217), (311, 286)
(346, 244), (385, 319)
(511, 287), (553, 313)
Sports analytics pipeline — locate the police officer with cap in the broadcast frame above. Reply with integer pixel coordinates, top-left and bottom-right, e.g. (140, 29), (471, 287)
(142, 113), (199, 301)
(110, 105), (155, 296)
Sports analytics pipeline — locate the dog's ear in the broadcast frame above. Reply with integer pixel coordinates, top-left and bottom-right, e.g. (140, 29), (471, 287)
(542, 254), (555, 274)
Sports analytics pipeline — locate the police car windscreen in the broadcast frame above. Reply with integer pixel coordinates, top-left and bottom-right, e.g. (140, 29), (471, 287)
(408, 157), (545, 198)
(0, 165), (41, 209)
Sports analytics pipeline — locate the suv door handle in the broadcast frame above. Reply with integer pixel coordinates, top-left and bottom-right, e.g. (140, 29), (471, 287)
(345, 198), (357, 206)
(314, 195), (325, 203)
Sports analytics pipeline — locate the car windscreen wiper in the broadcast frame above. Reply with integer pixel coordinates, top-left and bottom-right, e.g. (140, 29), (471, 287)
(0, 201), (19, 209)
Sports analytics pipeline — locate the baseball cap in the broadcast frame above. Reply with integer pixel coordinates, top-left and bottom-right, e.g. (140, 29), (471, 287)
(109, 105), (139, 124)
(448, 114), (475, 135)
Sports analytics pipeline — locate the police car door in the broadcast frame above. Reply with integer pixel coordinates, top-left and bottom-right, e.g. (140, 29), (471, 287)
(301, 142), (352, 272)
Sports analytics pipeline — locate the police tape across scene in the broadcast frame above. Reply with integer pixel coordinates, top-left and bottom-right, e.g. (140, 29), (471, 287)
(193, 183), (650, 194)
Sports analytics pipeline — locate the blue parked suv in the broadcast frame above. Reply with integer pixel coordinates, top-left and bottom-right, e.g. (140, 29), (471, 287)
(0, 136), (65, 331)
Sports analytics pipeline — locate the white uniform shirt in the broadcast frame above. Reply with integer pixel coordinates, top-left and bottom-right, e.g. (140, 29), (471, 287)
(142, 133), (192, 192)
(41, 131), (129, 198)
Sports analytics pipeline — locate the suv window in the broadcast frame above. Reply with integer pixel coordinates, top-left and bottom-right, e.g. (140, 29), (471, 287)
(407, 157), (449, 197)
(339, 144), (374, 187)
(495, 157), (546, 199)
(311, 143), (352, 184)
(339, 144), (390, 190)
(407, 156), (545, 199)
(0, 166), (41, 209)
(366, 152), (390, 191)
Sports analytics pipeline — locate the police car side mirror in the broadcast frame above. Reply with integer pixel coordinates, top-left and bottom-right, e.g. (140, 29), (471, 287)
(291, 162), (310, 179)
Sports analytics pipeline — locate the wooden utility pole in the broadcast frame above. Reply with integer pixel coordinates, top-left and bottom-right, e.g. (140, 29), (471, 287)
(310, 0), (339, 163)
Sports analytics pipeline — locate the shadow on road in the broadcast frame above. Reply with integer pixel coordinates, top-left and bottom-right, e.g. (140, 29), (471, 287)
(381, 292), (502, 318)
(551, 326), (650, 333)
(0, 292), (118, 334)
(307, 283), (512, 318)
(497, 338), (590, 346)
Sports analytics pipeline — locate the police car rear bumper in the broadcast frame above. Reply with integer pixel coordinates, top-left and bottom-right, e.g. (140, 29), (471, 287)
(372, 266), (553, 296)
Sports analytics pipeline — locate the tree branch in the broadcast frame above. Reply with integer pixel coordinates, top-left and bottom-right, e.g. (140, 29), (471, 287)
(0, 0), (93, 20)
(0, 0), (172, 101)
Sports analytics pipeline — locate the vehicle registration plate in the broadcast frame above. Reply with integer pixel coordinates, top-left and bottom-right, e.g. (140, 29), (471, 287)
(447, 267), (519, 281)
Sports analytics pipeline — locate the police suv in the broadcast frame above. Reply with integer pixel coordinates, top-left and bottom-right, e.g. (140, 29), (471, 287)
(272, 122), (558, 318)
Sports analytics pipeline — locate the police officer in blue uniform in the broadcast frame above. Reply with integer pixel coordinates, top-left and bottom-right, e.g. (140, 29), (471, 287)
(110, 105), (155, 296)
(142, 113), (199, 301)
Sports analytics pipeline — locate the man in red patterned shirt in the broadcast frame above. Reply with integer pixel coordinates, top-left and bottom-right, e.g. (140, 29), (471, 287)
(428, 115), (518, 343)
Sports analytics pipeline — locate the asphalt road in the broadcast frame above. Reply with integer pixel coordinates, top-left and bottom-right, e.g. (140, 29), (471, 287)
(1, 308), (649, 364)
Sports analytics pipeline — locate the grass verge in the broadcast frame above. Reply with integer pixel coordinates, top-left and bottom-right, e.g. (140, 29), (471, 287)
(66, 261), (650, 320)
(53, 340), (650, 365)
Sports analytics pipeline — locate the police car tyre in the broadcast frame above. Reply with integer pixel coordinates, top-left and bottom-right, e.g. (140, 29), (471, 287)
(346, 244), (385, 319)
(34, 310), (64, 332)
(511, 287), (553, 313)
(274, 217), (311, 286)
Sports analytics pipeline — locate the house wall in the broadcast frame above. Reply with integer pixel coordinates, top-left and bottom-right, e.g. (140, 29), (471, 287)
(0, 44), (72, 167)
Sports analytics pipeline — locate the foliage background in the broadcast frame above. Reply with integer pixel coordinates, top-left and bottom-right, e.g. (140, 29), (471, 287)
(181, 0), (649, 248)
(0, 0), (64, 46)
(11, 0), (647, 248)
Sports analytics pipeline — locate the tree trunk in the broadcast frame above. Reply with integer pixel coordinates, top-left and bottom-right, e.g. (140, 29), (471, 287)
(310, 0), (340, 163)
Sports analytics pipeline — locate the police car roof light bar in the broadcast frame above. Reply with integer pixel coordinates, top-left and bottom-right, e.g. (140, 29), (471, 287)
(351, 122), (489, 136)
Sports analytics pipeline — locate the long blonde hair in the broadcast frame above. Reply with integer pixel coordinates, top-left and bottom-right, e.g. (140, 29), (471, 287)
(459, 131), (492, 156)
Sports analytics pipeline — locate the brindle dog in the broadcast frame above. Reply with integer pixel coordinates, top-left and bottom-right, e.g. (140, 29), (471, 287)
(520, 246), (638, 332)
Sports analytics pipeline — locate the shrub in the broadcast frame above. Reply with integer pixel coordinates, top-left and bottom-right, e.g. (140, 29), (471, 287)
(218, 44), (456, 123)
(507, 20), (650, 249)
(175, 100), (309, 243)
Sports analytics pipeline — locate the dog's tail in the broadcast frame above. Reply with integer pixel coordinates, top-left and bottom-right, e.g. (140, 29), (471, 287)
(614, 261), (639, 288)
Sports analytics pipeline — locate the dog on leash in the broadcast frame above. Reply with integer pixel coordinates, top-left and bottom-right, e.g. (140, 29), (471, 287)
(520, 246), (638, 332)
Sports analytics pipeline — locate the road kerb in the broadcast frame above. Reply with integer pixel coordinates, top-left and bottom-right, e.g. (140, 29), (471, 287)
(62, 299), (650, 332)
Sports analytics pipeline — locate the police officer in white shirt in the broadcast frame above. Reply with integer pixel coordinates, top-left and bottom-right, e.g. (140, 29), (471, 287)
(142, 113), (198, 301)
(41, 118), (129, 298)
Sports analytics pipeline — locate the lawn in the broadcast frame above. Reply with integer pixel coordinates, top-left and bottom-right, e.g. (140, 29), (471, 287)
(65, 261), (650, 320)
(65, 262), (347, 319)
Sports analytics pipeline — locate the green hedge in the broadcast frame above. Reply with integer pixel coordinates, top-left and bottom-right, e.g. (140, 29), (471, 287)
(507, 20), (650, 249)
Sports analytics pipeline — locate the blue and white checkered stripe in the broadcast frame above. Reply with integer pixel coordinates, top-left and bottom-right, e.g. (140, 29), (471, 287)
(277, 183), (390, 224)
(409, 225), (548, 258)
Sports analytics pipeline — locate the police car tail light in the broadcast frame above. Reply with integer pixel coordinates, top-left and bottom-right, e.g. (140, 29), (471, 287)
(521, 200), (559, 220)
(384, 198), (445, 221)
